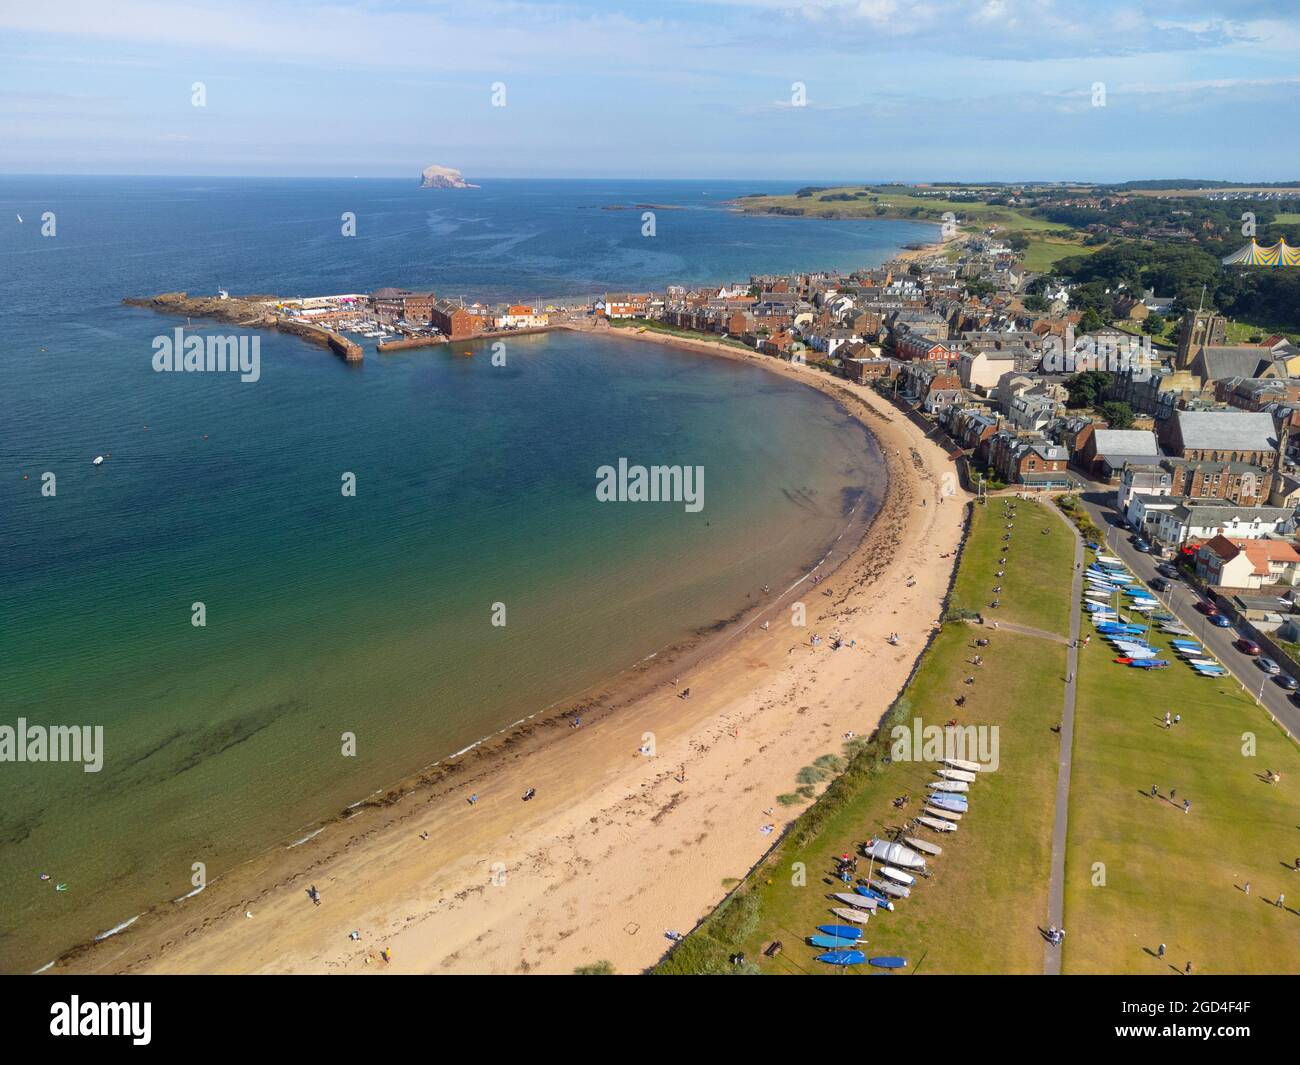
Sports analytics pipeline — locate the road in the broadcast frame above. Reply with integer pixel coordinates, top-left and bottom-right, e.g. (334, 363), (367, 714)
(1073, 489), (1300, 742)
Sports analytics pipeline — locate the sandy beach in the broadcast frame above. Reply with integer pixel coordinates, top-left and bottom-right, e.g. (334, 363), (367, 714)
(66, 328), (969, 976)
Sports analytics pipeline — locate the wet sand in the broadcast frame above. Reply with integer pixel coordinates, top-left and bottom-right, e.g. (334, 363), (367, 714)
(63, 329), (969, 975)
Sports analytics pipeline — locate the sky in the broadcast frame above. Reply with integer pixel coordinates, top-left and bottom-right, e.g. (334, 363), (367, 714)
(2, 0), (1299, 182)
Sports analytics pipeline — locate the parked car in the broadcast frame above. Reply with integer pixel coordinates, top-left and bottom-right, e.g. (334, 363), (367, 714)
(1235, 638), (1262, 656)
(1131, 536), (1150, 551)
(1150, 578), (1169, 592)
(1157, 564), (1180, 579)
(1257, 656), (1282, 674)
(1278, 674), (1300, 691)
(1195, 600), (1218, 615)
(1209, 614), (1232, 628)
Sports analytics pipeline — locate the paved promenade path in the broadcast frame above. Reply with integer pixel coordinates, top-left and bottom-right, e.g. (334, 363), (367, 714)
(1044, 504), (1082, 974)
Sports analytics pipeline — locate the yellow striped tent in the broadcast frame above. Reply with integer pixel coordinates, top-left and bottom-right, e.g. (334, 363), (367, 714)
(1222, 238), (1300, 266)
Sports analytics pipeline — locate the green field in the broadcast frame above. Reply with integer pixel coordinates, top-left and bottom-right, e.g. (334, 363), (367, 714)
(734, 187), (1072, 234)
(1020, 234), (1104, 273)
(1062, 554), (1300, 973)
(657, 499), (1075, 974)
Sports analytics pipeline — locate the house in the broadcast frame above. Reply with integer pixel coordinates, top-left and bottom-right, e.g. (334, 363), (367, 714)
(496, 304), (549, 330)
(957, 350), (1018, 393)
(894, 333), (957, 362)
(989, 431), (1069, 487)
(1077, 428), (1160, 480)
(598, 293), (653, 318)
(842, 357), (897, 384)
(1150, 500), (1296, 548)
(923, 374), (964, 415)
(1006, 392), (1058, 432)
(1195, 535), (1300, 590)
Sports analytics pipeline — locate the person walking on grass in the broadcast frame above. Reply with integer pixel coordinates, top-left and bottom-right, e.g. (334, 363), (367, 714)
(1278, 893), (1286, 909)
(1185, 961), (1193, 975)
(1183, 799), (1191, 814)
(1245, 882), (1251, 896)
(1157, 943), (1166, 958)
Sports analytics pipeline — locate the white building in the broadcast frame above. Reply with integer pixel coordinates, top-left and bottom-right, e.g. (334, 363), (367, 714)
(1151, 500), (1296, 547)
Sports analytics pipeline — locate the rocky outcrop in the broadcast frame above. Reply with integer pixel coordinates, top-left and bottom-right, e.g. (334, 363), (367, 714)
(419, 164), (478, 190)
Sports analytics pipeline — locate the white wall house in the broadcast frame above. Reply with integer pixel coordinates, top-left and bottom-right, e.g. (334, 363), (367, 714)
(1152, 502), (1296, 547)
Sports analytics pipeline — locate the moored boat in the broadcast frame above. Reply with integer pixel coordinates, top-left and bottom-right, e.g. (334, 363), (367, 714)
(863, 839), (926, 870)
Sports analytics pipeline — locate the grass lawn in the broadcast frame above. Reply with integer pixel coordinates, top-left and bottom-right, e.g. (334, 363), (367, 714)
(1272, 212), (1300, 224)
(1018, 234), (1104, 273)
(656, 498), (1071, 975)
(1062, 560), (1300, 974)
(951, 498), (1076, 636)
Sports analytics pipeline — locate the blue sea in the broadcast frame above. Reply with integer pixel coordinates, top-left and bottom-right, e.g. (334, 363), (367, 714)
(0, 177), (931, 973)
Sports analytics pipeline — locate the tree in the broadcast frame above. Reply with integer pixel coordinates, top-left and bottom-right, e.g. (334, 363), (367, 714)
(1007, 232), (1031, 252)
(1065, 370), (1112, 409)
(1100, 400), (1135, 429)
(1078, 307), (1106, 333)
(1142, 313), (1166, 335)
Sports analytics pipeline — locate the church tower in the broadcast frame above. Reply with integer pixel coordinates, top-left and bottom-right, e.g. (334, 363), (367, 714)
(1176, 310), (1226, 370)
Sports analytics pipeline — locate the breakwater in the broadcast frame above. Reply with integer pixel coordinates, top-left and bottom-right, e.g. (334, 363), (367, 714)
(123, 292), (363, 362)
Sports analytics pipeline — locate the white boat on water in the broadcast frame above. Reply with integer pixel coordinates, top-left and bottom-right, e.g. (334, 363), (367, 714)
(904, 836), (942, 856)
(924, 806), (962, 822)
(942, 757), (981, 772)
(92, 455), (104, 466)
(832, 906), (872, 924)
(832, 892), (877, 910)
(864, 839), (926, 870)
(916, 816), (956, 833)
(880, 866), (916, 887)
(937, 768), (976, 783)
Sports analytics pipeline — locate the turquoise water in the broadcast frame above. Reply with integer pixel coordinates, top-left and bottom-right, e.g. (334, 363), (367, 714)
(0, 178), (915, 972)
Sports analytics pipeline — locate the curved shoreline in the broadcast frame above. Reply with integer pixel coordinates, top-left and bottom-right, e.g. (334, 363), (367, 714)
(36, 328), (885, 975)
(58, 330), (965, 976)
(47, 322), (967, 979)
